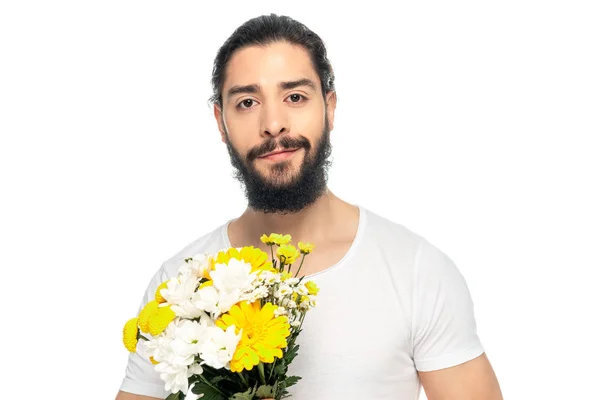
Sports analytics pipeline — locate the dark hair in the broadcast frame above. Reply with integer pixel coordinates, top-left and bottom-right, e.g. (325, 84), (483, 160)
(209, 14), (335, 108)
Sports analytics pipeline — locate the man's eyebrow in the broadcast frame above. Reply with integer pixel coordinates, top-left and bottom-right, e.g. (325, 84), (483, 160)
(227, 84), (260, 99)
(226, 79), (318, 100)
(279, 78), (317, 91)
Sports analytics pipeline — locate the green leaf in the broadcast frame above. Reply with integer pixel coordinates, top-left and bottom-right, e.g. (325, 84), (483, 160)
(284, 376), (301, 387)
(190, 381), (226, 400)
(229, 386), (256, 400)
(255, 385), (274, 397)
(165, 393), (183, 400)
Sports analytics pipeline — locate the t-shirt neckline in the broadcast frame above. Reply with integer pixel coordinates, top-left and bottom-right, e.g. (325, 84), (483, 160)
(220, 205), (367, 278)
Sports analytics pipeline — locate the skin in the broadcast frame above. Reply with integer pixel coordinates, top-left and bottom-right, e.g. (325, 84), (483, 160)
(115, 41), (503, 400)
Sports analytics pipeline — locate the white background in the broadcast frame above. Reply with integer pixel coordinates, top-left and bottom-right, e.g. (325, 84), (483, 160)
(1, 1), (598, 399)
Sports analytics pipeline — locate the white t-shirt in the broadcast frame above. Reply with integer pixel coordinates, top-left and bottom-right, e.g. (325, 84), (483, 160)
(119, 206), (485, 399)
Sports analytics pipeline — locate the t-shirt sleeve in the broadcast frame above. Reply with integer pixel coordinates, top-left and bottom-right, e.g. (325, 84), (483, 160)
(411, 239), (485, 372)
(119, 265), (171, 398)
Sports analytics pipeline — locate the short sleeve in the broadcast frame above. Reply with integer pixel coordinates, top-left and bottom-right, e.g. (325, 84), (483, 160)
(119, 265), (171, 398)
(411, 239), (485, 372)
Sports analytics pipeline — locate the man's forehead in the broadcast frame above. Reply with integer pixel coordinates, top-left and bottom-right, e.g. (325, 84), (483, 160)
(223, 42), (319, 91)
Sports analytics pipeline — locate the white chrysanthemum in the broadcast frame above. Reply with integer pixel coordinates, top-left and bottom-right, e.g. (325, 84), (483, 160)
(275, 284), (293, 299)
(286, 277), (300, 286)
(147, 319), (204, 394)
(155, 362), (189, 394)
(192, 286), (220, 316)
(178, 253), (211, 279)
(294, 284), (309, 296)
(273, 306), (288, 317)
(199, 325), (241, 370)
(210, 259), (255, 294)
(161, 274), (199, 316)
(257, 271), (280, 285)
(240, 285), (269, 303)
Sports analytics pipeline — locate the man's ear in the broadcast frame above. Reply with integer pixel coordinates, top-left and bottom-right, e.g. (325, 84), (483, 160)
(325, 91), (337, 131)
(213, 104), (227, 143)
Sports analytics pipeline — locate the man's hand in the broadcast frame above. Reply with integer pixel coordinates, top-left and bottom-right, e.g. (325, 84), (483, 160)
(418, 352), (503, 400)
(114, 390), (162, 400)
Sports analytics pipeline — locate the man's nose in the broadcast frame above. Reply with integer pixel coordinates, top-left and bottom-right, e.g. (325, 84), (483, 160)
(260, 103), (289, 138)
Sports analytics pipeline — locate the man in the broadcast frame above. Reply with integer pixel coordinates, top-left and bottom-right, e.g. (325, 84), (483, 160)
(116, 14), (503, 400)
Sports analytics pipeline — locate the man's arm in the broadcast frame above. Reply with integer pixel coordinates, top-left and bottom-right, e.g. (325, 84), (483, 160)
(418, 352), (503, 400)
(115, 390), (162, 400)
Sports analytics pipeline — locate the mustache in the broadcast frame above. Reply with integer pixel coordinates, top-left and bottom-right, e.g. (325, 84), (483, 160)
(247, 135), (311, 161)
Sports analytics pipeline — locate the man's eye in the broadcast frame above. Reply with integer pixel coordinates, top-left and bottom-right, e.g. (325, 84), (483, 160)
(239, 99), (255, 108)
(288, 94), (304, 103)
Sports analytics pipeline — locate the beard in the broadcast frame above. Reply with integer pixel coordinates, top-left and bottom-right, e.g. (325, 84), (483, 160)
(224, 118), (333, 214)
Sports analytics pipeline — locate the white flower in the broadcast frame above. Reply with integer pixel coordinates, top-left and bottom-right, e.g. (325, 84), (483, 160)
(210, 259), (255, 294)
(161, 274), (203, 318)
(193, 286), (220, 317)
(198, 325), (241, 370)
(275, 284), (293, 299)
(155, 362), (190, 394)
(286, 277), (300, 286)
(273, 306), (288, 317)
(198, 259), (257, 315)
(290, 320), (301, 327)
(147, 319), (203, 394)
(294, 284), (309, 296)
(257, 271), (280, 285)
(240, 286), (269, 303)
(179, 253), (211, 279)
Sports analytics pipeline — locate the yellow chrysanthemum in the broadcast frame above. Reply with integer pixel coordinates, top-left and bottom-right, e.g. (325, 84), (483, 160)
(305, 281), (320, 295)
(148, 304), (176, 336)
(155, 281), (169, 303)
(211, 246), (275, 273)
(277, 244), (300, 265)
(138, 300), (159, 333)
(298, 241), (315, 254)
(216, 301), (290, 372)
(261, 233), (291, 246)
(123, 317), (139, 352)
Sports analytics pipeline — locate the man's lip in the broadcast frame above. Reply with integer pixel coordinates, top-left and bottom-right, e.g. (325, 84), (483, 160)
(258, 148), (298, 158)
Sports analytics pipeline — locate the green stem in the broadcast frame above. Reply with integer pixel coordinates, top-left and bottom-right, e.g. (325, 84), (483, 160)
(258, 362), (267, 385)
(198, 373), (227, 396)
(294, 254), (307, 277)
(237, 371), (249, 387)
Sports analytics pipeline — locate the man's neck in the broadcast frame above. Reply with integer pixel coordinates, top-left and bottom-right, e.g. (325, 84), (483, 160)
(228, 189), (356, 248)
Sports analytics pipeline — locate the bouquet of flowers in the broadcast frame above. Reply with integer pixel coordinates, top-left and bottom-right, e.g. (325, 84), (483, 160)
(122, 233), (318, 400)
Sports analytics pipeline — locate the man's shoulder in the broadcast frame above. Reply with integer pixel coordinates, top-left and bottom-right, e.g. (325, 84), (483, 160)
(159, 220), (230, 277)
(360, 206), (426, 248)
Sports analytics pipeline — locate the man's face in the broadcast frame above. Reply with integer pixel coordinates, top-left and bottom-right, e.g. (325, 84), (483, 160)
(214, 41), (336, 214)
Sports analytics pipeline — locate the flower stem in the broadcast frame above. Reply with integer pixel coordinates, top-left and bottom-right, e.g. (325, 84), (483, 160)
(258, 362), (267, 385)
(198, 373), (227, 396)
(237, 371), (249, 387)
(294, 254), (307, 277)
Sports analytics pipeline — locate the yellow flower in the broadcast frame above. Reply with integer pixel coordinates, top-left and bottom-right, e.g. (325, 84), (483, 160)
(155, 281), (169, 303)
(261, 233), (292, 246)
(211, 246), (275, 273)
(277, 244), (300, 265)
(305, 281), (320, 295)
(149, 356), (159, 365)
(216, 301), (290, 372)
(138, 300), (159, 333)
(281, 271), (292, 281)
(298, 241), (315, 254)
(148, 304), (176, 336)
(123, 317), (139, 352)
